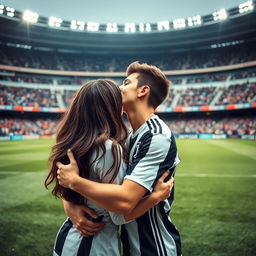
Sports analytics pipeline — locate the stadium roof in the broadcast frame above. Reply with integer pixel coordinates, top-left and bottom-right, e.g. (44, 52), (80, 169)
(0, 0), (249, 24)
(0, 1), (255, 54)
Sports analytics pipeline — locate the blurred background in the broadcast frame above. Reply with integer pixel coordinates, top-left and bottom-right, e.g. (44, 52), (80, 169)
(0, 0), (255, 255)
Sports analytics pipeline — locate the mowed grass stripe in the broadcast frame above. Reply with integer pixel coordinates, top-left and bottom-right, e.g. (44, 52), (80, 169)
(0, 139), (54, 148)
(207, 139), (256, 160)
(0, 147), (52, 156)
(1, 171), (255, 178)
(176, 139), (256, 175)
(0, 143), (52, 152)
(0, 171), (49, 210)
(0, 159), (49, 172)
(176, 173), (256, 178)
(0, 151), (50, 161)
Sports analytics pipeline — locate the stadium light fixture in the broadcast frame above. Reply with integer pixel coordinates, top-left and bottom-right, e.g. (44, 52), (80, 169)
(187, 15), (202, 26)
(23, 10), (39, 23)
(106, 23), (118, 32)
(139, 23), (151, 32)
(239, 1), (254, 13)
(70, 20), (85, 30)
(157, 21), (170, 31)
(173, 18), (186, 29)
(212, 9), (227, 21)
(124, 23), (136, 32)
(87, 22), (99, 32)
(145, 23), (151, 32)
(48, 16), (63, 27)
(0, 5), (4, 15)
(6, 6), (15, 17)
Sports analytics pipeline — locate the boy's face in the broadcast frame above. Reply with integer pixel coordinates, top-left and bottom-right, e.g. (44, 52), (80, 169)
(120, 72), (140, 111)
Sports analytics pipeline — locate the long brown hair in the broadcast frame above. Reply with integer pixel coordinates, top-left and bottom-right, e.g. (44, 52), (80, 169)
(45, 79), (128, 204)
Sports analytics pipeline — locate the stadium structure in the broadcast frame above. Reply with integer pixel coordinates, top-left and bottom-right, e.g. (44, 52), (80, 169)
(0, 1), (255, 141)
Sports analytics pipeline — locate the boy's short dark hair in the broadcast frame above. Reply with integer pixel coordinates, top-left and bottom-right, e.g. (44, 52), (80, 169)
(126, 61), (170, 109)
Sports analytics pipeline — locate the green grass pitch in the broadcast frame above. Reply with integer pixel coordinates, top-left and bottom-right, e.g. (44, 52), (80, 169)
(0, 139), (255, 256)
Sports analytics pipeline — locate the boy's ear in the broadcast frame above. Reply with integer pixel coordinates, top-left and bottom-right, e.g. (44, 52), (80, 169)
(138, 85), (150, 97)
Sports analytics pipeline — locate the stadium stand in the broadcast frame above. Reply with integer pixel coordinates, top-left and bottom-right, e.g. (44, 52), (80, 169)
(0, 3), (255, 140)
(1, 117), (254, 137)
(1, 45), (256, 72)
(0, 118), (57, 136)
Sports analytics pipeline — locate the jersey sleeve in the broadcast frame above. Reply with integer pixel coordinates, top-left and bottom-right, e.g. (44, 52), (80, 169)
(124, 132), (180, 192)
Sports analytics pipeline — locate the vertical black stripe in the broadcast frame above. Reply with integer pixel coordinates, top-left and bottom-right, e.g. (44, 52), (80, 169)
(152, 133), (178, 190)
(153, 207), (168, 256)
(154, 118), (163, 134)
(77, 236), (93, 256)
(54, 219), (73, 255)
(159, 202), (182, 256)
(121, 225), (131, 256)
(149, 119), (157, 133)
(129, 134), (138, 154)
(150, 208), (163, 256)
(137, 212), (159, 256)
(126, 132), (153, 175)
(146, 120), (153, 131)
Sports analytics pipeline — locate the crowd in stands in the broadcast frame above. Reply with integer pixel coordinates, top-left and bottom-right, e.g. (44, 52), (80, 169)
(176, 87), (217, 107)
(1, 82), (255, 108)
(0, 85), (58, 107)
(216, 83), (256, 105)
(1, 44), (256, 72)
(1, 117), (255, 137)
(1, 70), (255, 90)
(0, 75), (53, 84)
(186, 74), (227, 84)
(0, 118), (57, 136)
(230, 71), (256, 80)
(165, 117), (256, 136)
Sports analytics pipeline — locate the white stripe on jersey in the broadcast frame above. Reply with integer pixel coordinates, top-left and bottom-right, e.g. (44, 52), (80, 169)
(149, 207), (166, 255)
(148, 208), (161, 255)
(61, 226), (83, 256)
(156, 208), (177, 255)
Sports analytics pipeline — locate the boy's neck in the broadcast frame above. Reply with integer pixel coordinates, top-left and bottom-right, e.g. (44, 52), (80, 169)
(127, 107), (155, 132)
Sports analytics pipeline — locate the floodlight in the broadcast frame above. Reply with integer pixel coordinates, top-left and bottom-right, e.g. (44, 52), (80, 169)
(87, 22), (99, 32)
(145, 23), (151, 32)
(157, 21), (170, 31)
(173, 18), (186, 29)
(212, 9), (227, 21)
(139, 23), (151, 32)
(106, 23), (118, 32)
(70, 20), (85, 30)
(0, 5), (4, 15)
(23, 10), (39, 23)
(187, 15), (202, 26)
(48, 16), (63, 27)
(6, 6), (15, 17)
(239, 1), (254, 13)
(124, 23), (136, 32)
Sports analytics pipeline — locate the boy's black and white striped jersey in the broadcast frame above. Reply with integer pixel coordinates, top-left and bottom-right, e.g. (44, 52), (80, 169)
(122, 115), (182, 256)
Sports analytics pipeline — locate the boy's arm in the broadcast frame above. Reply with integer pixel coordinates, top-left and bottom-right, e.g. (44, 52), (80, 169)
(58, 162), (148, 215)
(123, 172), (174, 221)
(57, 134), (177, 215)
